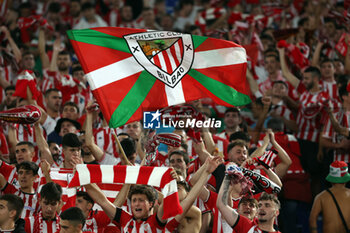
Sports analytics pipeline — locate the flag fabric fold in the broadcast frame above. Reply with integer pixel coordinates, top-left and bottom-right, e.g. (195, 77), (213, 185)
(68, 164), (182, 219)
(13, 70), (40, 100)
(68, 27), (250, 128)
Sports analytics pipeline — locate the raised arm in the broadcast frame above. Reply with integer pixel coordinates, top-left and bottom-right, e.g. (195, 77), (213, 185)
(84, 183), (116, 220)
(311, 41), (323, 67)
(278, 47), (300, 88)
(0, 68), (10, 89)
(49, 38), (62, 72)
(216, 176), (240, 226)
(38, 28), (50, 69)
(201, 129), (216, 155)
(176, 156), (221, 222)
(113, 183), (131, 207)
(192, 140), (212, 165)
(40, 159), (53, 183)
(246, 68), (259, 95)
(34, 122), (54, 165)
(85, 102), (104, 162)
(326, 109), (349, 137)
(1, 26), (21, 63)
(268, 130), (292, 178)
(250, 133), (270, 158)
(8, 124), (18, 155)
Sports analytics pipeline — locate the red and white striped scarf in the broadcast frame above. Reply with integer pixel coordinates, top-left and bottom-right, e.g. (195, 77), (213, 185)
(69, 164), (182, 219)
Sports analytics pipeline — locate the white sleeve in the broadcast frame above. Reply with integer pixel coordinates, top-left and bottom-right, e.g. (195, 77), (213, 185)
(98, 153), (120, 165)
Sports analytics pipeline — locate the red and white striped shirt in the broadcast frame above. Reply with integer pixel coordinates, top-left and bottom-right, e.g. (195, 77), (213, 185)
(322, 109), (350, 163)
(0, 161), (19, 190)
(25, 211), (60, 233)
(204, 190), (234, 233)
(105, 9), (120, 27)
(2, 183), (39, 218)
(112, 208), (166, 233)
(94, 127), (119, 157)
(270, 101), (295, 122)
(258, 72), (299, 100)
(83, 209), (112, 233)
(296, 84), (329, 142)
(320, 80), (342, 113)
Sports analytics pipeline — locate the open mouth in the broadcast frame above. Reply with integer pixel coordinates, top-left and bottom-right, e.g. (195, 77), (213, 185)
(259, 212), (266, 217)
(134, 208), (142, 213)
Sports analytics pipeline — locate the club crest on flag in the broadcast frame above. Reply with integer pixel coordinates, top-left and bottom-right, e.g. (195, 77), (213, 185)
(124, 31), (194, 88)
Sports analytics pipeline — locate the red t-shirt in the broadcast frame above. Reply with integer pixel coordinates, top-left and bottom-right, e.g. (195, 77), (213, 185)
(113, 208), (166, 233)
(232, 215), (281, 233)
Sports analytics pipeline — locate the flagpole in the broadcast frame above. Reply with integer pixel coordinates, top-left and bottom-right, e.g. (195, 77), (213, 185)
(112, 131), (132, 166)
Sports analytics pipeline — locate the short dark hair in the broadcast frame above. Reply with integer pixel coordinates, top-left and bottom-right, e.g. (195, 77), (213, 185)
(272, 80), (288, 89)
(0, 194), (24, 221)
(254, 97), (264, 107)
(128, 185), (156, 205)
(117, 132), (130, 138)
(225, 107), (240, 116)
(16, 141), (35, 151)
(169, 150), (190, 164)
(320, 58), (334, 67)
(16, 161), (39, 176)
(324, 17), (337, 27)
(76, 191), (94, 205)
(44, 88), (61, 98)
(120, 138), (136, 158)
(304, 66), (321, 79)
(63, 101), (80, 114)
(238, 196), (258, 208)
(62, 133), (82, 148)
(298, 17), (308, 27)
(259, 192), (280, 209)
(72, 65), (83, 74)
(81, 2), (93, 11)
(266, 118), (284, 132)
(265, 54), (280, 62)
(58, 51), (70, 57)
(48, 2), (61, 13)
(229, 131), (250, 143)
(227, 140), (247, 154)
(338, 84), (349, 102)
(5, 85), (15, 92)
(40, 182), (62, 202)
(22, 51), (34, 57)
(60, 207), (86, 227)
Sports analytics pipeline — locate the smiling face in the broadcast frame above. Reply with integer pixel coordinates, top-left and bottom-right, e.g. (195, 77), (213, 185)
(130, 194), (153, 220)
(228, 145), (248, 166)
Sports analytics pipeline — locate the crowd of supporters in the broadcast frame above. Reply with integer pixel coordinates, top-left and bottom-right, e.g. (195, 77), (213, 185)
(1, 0), (350, 232)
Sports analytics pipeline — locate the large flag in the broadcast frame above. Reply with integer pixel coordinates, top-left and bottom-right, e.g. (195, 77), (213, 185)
(67, 27), (250, 128)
